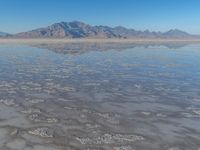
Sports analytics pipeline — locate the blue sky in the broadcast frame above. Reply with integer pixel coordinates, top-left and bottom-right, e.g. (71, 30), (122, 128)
(0, 0), (200, 34)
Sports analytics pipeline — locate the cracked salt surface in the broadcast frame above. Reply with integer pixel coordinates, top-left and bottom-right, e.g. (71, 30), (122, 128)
(28, 113), (58, 123)
(76, 133), (144, 145)
(28, 127), (53, 138)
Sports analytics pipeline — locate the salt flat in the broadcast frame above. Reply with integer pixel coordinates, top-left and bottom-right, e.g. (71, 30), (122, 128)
(0, 38), (200, 44)
(0, 43), (200, 150)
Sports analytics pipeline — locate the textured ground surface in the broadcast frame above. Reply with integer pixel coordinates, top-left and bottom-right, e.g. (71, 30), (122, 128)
(0, 43), (200, 150)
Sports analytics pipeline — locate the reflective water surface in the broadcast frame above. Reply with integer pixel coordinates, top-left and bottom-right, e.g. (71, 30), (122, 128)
(0, 43), (200, 150)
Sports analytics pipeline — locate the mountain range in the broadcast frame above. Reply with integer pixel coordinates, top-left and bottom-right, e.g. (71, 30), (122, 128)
(1, 21), (199, 39)
(0, 32), (9, 37)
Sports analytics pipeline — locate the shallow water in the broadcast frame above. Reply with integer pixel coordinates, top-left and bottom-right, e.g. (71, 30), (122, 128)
(0, 43), (200, 150)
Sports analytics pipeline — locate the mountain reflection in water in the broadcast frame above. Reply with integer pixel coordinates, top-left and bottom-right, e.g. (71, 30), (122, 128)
(30, 42), (190, 55)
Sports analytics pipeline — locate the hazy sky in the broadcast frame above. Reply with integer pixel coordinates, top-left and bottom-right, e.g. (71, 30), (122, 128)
(0, 0), (200, 34)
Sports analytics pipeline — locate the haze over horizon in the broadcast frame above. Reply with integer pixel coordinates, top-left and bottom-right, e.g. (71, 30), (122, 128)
(0, 0), (200, 34)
